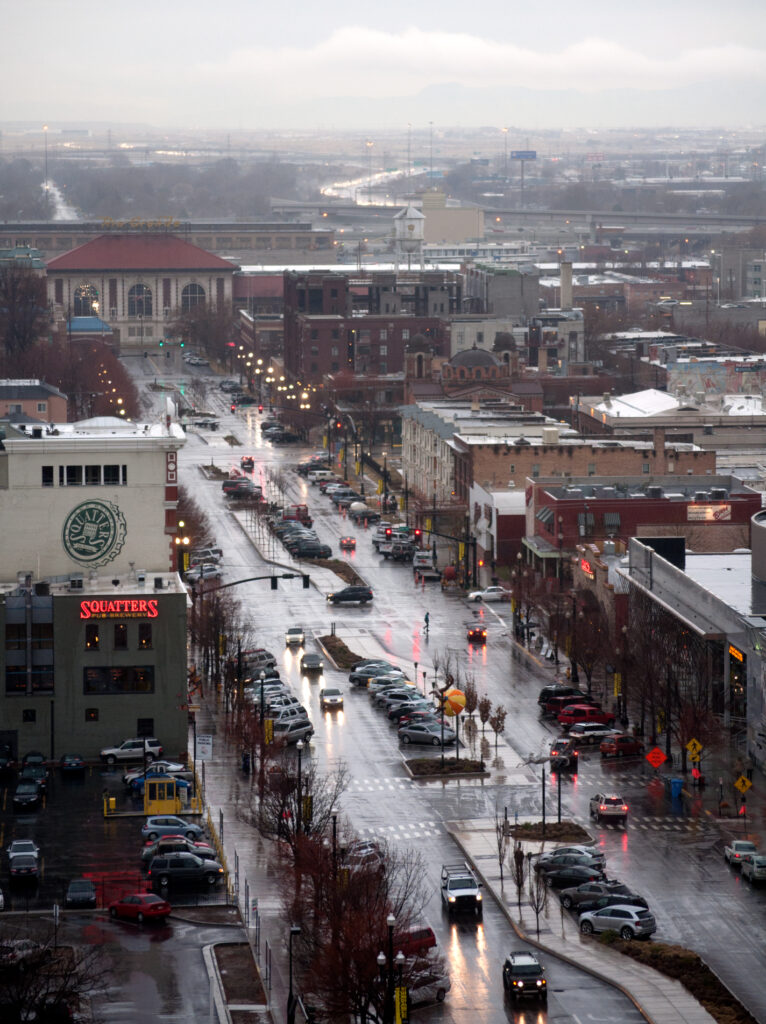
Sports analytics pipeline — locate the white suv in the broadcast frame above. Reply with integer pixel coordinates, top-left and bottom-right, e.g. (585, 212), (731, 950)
(100, 738), (163, 765)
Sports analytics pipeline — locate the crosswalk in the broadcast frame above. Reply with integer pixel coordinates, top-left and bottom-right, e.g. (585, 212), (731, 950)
(357, 821), (443, 840)
(348, 776), (415, 792)
(588, 814), (717, 833)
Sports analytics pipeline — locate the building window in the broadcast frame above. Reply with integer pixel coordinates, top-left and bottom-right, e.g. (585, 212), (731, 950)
(330, 346), (338, 357)
(380, 345), (388, 356)
(578, 512), (596, 536)
(36, 402), (46, 414)
(5, 667), (25, 694)
(331, 362), (339, 372)
(41, 466), (53, 487)
(85, 708), (99, 722)
(532, 464), (540, 478)
(114, 623), (128, 650)
(83, 666), (155, 694)
(73, 284), (99, 317)
(310, 362), (318, 372)
(128, 283), (152, 317)
(138, 624), (153, 650)
(104, 464), (124, 485)
(379, 362), (387, 374)
(32, 623), (53, 650)
(310, 346), (319, 356)
(477, 331), (484, 344)
(55, 279), (64, 304)
(22, 708), (36, 723)
(380, 329), (388, 341)
(587, 463), (596, 475)
(603, 511), (621, 532)
(642, 463), (650, 474)
(85, 624), (100, 650)
(181, 283), (205, 311)
(311, 329), (319, 340)
(402, 329), (410, 341)
(85, 465), (101, 485)
(66, 465), (83, 486)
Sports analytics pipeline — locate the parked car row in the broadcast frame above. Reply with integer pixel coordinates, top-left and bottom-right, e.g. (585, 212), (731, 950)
(348, 659), (456, 746)
(724, 840), (766, 883)
(536, 843), (657, 940)
(268, 508), (332, 560)
(240, 674), (316, 744)
(4, 749), (89, 812)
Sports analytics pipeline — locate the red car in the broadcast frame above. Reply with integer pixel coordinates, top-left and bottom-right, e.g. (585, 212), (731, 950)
(467, 625), (487, 644)
(339, 536), (356, 551)
(557, 704), (616, 729)
(600, 734), (644, 758)
(109, 892), (171, 924)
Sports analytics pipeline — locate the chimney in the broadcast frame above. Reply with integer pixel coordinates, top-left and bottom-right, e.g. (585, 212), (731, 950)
(560, 261), (573, 310)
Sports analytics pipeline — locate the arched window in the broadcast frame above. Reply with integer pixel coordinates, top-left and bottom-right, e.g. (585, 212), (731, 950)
(416, 354), (424, 379)
(73, 284), (99, 317)
(128, 284), (153, 318)
(182, 283), (205, 312)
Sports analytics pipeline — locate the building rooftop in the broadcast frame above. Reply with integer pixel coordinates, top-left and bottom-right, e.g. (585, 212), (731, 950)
(0, 414), (186, 444)
(684, 553), (758, 619)
(0, 569), (186, 598)
(47, 233), (237, 272)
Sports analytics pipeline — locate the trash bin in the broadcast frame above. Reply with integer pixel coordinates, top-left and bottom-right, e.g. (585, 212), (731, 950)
(670, 778), (684, 799)
(108, 797), (116, 812)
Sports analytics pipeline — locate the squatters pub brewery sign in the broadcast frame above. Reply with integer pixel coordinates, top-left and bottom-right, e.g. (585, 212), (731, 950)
(80, 598), (160, 619)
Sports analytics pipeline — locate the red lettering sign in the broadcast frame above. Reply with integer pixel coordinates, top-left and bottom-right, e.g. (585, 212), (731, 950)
(80, 598), (159, 619)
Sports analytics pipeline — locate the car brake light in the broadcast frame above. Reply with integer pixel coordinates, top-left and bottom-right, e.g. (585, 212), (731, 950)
(600, 805), (606, 811)
(622, 804), (628, 811)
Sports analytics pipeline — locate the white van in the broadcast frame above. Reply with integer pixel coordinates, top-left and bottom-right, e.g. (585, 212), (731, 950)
(308, 469), (336, 484)
(412, 550), (435, 570)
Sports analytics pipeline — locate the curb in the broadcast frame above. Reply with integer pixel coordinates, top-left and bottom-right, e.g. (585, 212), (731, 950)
(203, 943), (231, 1024)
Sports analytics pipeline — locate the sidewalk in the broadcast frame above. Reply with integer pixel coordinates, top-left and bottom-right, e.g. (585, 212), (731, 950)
(449, 817), (717, 1024)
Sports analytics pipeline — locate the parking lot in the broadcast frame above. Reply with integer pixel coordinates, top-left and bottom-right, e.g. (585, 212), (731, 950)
(0, 763), (214, 913)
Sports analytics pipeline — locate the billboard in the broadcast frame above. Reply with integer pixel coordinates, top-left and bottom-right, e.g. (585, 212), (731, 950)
(510, 150), (537, 160)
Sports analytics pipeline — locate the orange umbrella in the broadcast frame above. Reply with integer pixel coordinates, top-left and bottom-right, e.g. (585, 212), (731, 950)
(442, 687), (466, 717)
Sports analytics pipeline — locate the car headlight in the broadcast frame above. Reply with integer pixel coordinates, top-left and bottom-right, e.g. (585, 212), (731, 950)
(537, 979), (545, 987)
(476, 893), (482, 901)
(448, 895), (456, 903)
(514, 980), (523, 988)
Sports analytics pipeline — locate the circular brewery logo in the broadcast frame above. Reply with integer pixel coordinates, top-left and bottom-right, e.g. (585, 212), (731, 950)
(62, 500), (127, 566)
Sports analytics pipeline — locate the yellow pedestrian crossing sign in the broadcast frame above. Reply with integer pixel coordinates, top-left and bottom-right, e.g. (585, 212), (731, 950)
(735, 775), (752, 795)
(686, 738), (703, 758)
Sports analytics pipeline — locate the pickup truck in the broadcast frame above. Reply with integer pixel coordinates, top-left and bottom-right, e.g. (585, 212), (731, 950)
(557, 704), (616, 729)
(440, 862), (483, 917)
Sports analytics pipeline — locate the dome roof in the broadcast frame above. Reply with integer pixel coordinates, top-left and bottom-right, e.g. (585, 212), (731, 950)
(406, 333), (432, 353)
(449, 345), (500, 369)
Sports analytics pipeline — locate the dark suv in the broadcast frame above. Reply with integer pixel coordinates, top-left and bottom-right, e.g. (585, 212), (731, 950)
(502, 951), (547, 1002)
(146, 852), (225, 889)
(327, 585), (373, 605)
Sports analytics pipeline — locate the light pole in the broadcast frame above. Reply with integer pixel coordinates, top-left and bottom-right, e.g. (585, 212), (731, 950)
(287, 924), (301, 1024)
(296, 739), (304, 836)
(382, 451), (388, 508)
(366, 139), (374, 204)
(379, 912), (396, 1024)
(331, 806), (339, 880)
(395, 951), (406, 1020)
(569, 592), (580, 685)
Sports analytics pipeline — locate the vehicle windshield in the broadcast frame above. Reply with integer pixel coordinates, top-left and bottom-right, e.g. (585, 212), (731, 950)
(512, 964), (542, 976)
(448, 878), (474, 890)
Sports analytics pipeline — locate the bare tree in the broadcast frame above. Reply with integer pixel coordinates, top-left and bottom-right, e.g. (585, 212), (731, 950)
(463, 678), (478, 719)
(511, 842), (526, 916)
(489, 705), (507, 751)
(0, 265), (48, 362)
(528, 865), (549, 940)
(478, 695), (492, 735)
(494, 808), (508, 886)
(257, 756), (349, 860)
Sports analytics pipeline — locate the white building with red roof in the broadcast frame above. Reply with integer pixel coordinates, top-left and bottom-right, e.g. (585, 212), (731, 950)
(46, 233), (237, 353)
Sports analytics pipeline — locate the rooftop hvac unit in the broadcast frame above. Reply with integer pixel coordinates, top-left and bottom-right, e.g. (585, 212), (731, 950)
(694, 491), (709, 501)
(647, 486), (664, 498)
(136, 572), (146, 587)
(154, 577), (163, 590)
(710, 488), (728, 500)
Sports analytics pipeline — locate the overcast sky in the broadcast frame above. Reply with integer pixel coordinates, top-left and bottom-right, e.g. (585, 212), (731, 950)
(5, 0), (766, 130)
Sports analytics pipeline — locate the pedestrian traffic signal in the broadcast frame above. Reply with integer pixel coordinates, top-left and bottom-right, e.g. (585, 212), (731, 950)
(258, 405), (263, 413)
(270, 577), (278, 590)
(385, 528), (392, 538)
(302, 575), (310, 589)
(413, 528), (422, 539)
(158, 339), (164, 347)
(230, 404), (236, 413)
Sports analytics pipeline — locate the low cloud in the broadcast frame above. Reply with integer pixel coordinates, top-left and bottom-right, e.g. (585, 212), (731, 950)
(199, 27), (766, 98)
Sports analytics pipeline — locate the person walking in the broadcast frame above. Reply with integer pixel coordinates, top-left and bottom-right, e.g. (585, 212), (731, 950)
(424, 611), (430, 635)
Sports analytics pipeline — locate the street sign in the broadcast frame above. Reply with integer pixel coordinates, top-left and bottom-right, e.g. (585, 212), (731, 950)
(691, 767), (701, 779)
(688, 753), (701, 763)
(511, 150), (537, 160)
(734, 775), (752, 794)
(686, 738), (703, 757)
(646, 747), (667, 769)
(196, 734), (213, 761)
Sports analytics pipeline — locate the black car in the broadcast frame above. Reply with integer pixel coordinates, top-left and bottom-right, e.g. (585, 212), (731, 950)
(294, 543), (332, 560)
(60, 753), (86, 773)
(12, 779), (41, 811)
(537, 684), (588, 708)
(9, 854), (39, 883)
(20, 764), (48, 794)
(0, 744), (14, 777)
(300, 653), (324, 675)
(502, 951), (547, 1002)
(575, 892), (649, 915)
(146, 852), (225, 889)
(22, 751), (46, 768)
(65, 879), (98, 908)
(559, 880), (634, 911)
(327, 585), (373, 605)
(539, 863), (606, 889)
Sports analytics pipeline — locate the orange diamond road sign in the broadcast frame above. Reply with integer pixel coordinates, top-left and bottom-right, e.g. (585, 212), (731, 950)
(734, 775), (752, 795)
(646, 747), (667, 769)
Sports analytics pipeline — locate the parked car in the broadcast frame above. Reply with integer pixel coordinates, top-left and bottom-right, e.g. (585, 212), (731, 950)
(538, 863), (606, 889)
(409, 966), (452, 1006)
(59, 753), (86, 773)
(273, 719), (314, 745)
(568, 723), (616, 746)
(12, 779), (41, 811)
(242, 649), (277, 672)
(20, 765), (48, 794)
(130, 772), (192, 796)
(724, 840), (757, 866)
(537, 852), (606, 874)
(122, 760), (189, 786)
(22, 751), (46, 768)
(9, 854), (38, 882)
(589, 792), (629, 825)
(109, 892), (172, 924)
(559, 880), (636, 911)
(576, 893), (650, 915)
(7, 840), (40, 863)
(558, 704), (616, 729)
(185, 563), (222, 584)
(293, 542), (332, 560)
(399, 722), (456, 746)
(319, 687), (344, 711)
(467, 586), (510, 603)
(741, 854), (766, 884)
(327, 585), (373, 605)
(392, 925), (437, 958)
(538, 845), (606, 868)
(65, 879), (97, 908)
(141, 816), (204, 842)
(348, 663), (399, 686)
(579, 905), (656, 940)
(285, 626), (305, 646)
(542, 694), (601, 718)
(101, 738), (163, 765)
(190, 547), (223, 565)
(141, 836), (216, 865)
(537, 684), (588, 708)
(300, 653), (324, 675)
(146, 852), (225, 889)
(502, 950), (547, 1002)
(600, 734), (645, 758)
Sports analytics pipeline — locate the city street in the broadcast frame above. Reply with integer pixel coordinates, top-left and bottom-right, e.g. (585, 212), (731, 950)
(150, 360), (766, 1021)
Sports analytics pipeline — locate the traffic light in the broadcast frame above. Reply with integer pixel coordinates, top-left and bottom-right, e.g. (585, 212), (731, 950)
(385, 528), (392, 538)
(336, 421), (343, 430)
(270, 577), (278, 590)
(258, 404), (263, 413)
(179, 340), (185, 348)
(230, 404), (236, 413)
(302, 575), (310, 589)
(158, 339), (164, 348)
(478, 558), (485, 568)
(414, 528), (422, 540)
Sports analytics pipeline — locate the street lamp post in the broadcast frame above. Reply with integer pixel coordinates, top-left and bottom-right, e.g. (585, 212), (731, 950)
(331, 806), (339, 880)
(569, 592), (580, 685)
(287, 924), (301, 1024)
(296, 739), (304, 836)
(384, 913), (396, 1024)
(382, 450), (388, 508)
